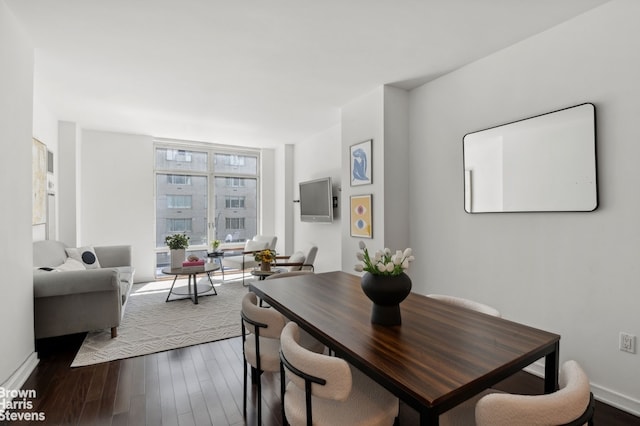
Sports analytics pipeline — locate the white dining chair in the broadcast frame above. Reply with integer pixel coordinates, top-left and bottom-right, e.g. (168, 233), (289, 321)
(427, 293), (501, 317)
(440, 360), (594, 426)
(241, 292), (324, 425)
(279, 321), (399, 426)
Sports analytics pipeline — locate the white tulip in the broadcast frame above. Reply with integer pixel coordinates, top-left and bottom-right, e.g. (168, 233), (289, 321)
(377, 263), (386, 273)
(356, 252), (364, 261)
(403, 248), (413, 257)
(393, 255), (403, 265)
(384, 248), (391, 256)
(385, 262), (395, 272)
(354, 264), (364, 272)
(374, 250), (383, 262)
(359, 241), (366, 250)
(402, 259), (409, 269)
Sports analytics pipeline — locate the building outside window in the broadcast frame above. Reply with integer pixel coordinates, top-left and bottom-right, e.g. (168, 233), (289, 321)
(154, 144), (259, 275)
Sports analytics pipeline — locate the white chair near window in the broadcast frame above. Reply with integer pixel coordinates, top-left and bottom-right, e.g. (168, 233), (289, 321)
(223, 235), (277, 285)
(273, 243), (318, 272)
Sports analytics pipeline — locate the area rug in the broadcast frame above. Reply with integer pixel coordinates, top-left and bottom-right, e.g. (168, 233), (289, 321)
(71, 277), (250, 367)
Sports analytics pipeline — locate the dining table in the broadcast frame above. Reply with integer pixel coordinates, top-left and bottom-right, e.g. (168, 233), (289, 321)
(249, 271), (560, 426)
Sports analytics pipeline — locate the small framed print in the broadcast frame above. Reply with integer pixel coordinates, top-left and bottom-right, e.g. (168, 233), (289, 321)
(350, 194), (372, 238)
(350, 139), (372, 186)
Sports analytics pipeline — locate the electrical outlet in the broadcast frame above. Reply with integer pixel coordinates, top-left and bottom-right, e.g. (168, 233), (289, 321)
(620, 332), (636, 354)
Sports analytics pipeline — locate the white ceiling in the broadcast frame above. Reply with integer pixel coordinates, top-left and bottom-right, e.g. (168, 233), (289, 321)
(6, 0), (609, 148)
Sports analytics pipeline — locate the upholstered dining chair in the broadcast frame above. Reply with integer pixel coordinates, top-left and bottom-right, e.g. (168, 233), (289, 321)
(241, 292), (324, 425)
(279, 322), (399, 426)
(439, 360), (594, 426)
(427, 293), (501, 317)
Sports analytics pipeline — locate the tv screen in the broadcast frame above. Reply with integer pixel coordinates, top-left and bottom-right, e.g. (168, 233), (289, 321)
(299, 177), (333, 222)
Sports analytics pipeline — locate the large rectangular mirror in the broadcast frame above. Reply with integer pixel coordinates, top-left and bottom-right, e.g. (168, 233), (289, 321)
(463, 103), (597, 213)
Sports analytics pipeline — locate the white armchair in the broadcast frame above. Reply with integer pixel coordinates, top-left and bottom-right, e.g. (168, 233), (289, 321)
(222, 235), (277, 285)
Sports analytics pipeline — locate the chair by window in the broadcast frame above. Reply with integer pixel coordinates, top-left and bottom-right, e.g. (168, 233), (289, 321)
(279, 322), (399, 426)
(274, 243), (318, 272)
(223, 235), (277, 285)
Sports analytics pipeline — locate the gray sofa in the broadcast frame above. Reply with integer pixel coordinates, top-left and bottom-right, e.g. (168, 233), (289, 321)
(33, 240), (135, 339)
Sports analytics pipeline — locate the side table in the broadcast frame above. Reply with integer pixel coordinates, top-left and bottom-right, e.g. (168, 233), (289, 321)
(207, 251), (225, 281)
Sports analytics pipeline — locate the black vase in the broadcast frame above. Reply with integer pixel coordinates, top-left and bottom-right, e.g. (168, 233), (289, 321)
(360, 272), (412, 326)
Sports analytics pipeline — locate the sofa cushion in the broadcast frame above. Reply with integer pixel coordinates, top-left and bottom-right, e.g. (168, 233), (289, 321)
(66, 246), (102, 269)
(56, 258), (87, 272)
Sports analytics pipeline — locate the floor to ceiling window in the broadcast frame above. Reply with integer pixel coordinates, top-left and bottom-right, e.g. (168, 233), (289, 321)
(154, 143), (259, 276)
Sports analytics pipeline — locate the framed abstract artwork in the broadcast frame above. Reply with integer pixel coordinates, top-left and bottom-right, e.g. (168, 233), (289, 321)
(350, 139), (372, 186)
(32, 138), (47, 225)
(350, 194), (372, 238)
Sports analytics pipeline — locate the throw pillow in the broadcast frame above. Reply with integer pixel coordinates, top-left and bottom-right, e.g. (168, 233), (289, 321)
(56, 258), (87, 271)
(65, 246), (101, 269)
(287, 251), (306, 271)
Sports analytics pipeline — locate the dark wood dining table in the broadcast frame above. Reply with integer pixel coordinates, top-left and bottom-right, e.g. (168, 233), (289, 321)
(249, 271), (560, 426)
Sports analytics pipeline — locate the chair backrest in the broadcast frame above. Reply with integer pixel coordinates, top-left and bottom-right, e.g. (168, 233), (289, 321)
(301, 244), (318, 271)
(280, 322), (352, 401)
(475, 360), (593, 426)
(252, 235), (278, 250)
(241, 292), (285, 339)
(427, 294), (501, 317)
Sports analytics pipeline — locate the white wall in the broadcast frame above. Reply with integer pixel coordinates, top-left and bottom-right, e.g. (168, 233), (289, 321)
(32, 98), (59, 242)
(409, 0), (640, 414)
(80, 130), (156, 282)
(340, 86), (410, 274)
(273, 144), (294, 255)
(293, 125), (342, 272)
(0, 0), (38, 389)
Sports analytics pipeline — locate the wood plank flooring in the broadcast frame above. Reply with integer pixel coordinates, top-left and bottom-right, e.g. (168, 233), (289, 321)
(8, 333), (640, 425)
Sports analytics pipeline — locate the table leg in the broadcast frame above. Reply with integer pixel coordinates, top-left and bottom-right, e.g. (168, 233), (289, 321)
(165, 276), (179, 302)
(544, 341), (560, 393)
(192, 274), (199, 304)
(420, 409), (439, 426)
(206, 272), (218, 295)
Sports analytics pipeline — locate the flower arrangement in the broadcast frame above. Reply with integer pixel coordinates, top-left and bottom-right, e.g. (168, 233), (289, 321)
(211, 239), (221, 250)
(254, 249), (277, 264)
(165, 233), (190, 250)
(355, 241), (414, 276)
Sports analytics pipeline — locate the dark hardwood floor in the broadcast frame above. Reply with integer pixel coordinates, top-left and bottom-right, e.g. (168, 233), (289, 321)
(7, 333), (639, 425)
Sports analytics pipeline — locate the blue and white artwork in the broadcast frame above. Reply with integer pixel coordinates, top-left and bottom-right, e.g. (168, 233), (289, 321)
(350, 139), (372, 186)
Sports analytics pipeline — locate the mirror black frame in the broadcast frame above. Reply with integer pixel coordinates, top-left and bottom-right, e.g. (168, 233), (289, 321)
(463, 103), (598, 213)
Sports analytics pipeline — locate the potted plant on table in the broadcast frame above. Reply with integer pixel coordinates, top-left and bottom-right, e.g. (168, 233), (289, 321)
(254, 249), (277, 272)
(355, 241), (415, 326)
(166, 233), (190, 269)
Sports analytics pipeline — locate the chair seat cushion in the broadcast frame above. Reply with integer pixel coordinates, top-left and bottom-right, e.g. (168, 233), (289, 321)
(284, 364), (398, 426)
(244, 335), (281, 372)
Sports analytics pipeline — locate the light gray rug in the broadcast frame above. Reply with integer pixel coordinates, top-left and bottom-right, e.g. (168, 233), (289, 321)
(71, 277), (250, 367)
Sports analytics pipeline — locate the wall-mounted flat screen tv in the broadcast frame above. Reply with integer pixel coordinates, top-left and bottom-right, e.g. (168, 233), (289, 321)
(463, 103), (597, 213)
(299, 177), (333, 222)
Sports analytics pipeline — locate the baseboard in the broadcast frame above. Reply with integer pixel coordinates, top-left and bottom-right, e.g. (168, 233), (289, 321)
(524, 361), (640, 417)
(0, 352), (39, 414)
